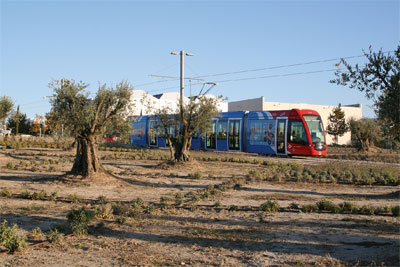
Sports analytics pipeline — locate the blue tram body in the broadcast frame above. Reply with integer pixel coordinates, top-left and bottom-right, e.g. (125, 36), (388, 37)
(130, 109), (328, 156)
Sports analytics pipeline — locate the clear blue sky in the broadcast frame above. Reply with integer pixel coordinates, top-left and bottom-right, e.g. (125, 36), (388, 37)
(1, 0), (398, 118)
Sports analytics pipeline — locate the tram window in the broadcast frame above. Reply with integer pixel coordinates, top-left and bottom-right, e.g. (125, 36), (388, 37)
(288, 120), (308, 146)
(131, 121), (146, 140)
(228, 120), (240, 150)
(149, 120), (157, 146)
(217, 121), (227, 140)
(206, 121), (216, 149)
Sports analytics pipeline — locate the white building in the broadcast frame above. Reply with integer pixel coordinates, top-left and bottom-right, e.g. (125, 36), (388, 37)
(129, 90), (228, 116)
(228, 96), (362, 145)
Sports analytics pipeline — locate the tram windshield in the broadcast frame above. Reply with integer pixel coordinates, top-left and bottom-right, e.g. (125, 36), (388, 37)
(303, 115), (325, 144)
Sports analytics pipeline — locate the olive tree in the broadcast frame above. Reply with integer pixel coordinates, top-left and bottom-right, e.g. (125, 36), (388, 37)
(155, 95), (220, 162)
(331, 45), (399, 147)
(47, 79), (132, 178)
(0, 96), (13, 125)
(349, 118), (381, 152)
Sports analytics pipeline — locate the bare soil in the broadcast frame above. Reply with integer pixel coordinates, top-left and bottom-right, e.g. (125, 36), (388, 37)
(0, 148), (399, 266)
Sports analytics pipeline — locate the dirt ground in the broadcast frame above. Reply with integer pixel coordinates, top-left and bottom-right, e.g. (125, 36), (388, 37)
(0, 148), (399, 266)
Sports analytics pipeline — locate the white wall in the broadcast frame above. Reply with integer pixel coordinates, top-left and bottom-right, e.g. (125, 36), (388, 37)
(129, 90), (228, 116)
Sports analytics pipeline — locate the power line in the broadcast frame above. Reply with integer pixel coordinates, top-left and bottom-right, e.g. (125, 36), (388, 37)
(190, 51), (394, 79)
(133, 50), (394, 89)
(145, 67), (338, 94)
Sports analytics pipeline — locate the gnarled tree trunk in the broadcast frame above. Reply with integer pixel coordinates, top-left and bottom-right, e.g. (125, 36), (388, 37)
(71, 135), (104, 177)
(173, 133), (191, 162)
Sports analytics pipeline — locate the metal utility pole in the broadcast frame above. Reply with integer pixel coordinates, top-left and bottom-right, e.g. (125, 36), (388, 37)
(171, 50), (194, 109)
(179, 51), (184, 109)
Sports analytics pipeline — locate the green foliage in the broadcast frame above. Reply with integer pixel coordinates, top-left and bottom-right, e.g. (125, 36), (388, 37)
(155, 93), (220, 162)
(358, 205), (375, 215)
(47, 79), (132, 177)
(331, 46), (399, 146)
(6, 162), (15, 169)
(349, 118), (382, 151)
(339, 201), (355, 213)
(47, 229), (62, 243)
(0, 220), (27, 254)
(67, 207), (95, 236)
(317, 199), (340, 213)
(95, 203), (113, 219)
(0, 188), (12, 197)
(112, 203), (130, 216)
(391, 205), (400, 217)
(67, 193), (82, 203)
(301, 204), (318, 213)
(0, 96), (13, 123)
(116, 216), (128, 225)
(97, 195), (109, 204)
(7, 112), (32, 135)
(326, 104), (349, 144)
(191, 171), (203, 179)
(228, 205), (238, 211)
(260, 200), (280, 213)
(31, 190), (47, 200)
(288, 202), (299, 210)
(21, 190), (31, 199)
(29, 227), (44, 240)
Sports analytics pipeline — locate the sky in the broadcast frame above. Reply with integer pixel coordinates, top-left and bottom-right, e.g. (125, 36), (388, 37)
(0, 0), (399, 119)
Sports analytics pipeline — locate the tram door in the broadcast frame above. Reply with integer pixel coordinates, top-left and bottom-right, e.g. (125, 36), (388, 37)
(228, 120), (240, 150)
(276, 119), (286, 154)
(206, 121), (216, 149)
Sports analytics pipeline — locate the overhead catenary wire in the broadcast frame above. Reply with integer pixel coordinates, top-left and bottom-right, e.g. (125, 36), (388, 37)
(133, 50), (394, 89)
(145, 67), (339, 94)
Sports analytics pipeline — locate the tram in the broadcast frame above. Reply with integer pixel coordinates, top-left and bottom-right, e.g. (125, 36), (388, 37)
(130, 109), (327, 156)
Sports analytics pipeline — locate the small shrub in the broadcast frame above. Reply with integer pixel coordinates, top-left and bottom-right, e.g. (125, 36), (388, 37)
(214, 201), (222, 208)
(116, 216), (128, 225)
(358, 205), (375, 215)
(30, 166), (38, 172)
(48, 166), (56, 172)
(67, 207), (95, 236)
(391, 205), (400, 217)
(6, 162), (14, 169)
(50, 191), (58, 201)
(0, 188), (12, 197)
(47, 228), (62, 243)
(191, 172), (203, 179)
(260, 200), (279, 213)
(67, 194), (82, 203)
(97, 195), (109, 204)
(339, 202), (355, 213)
(133, 197), (144, 207)
(288, 202), (299, 210)
(0, 220), (27, 254)
(228, 205), (238, 211)
(95, 203), (113, 219)
(31, 190), (47, 200)
(301, 204), (318, 213)
(29, 227), (44, 240)
(21, 190), (31, 199)
(317, 199), (339, 213)
(144, 204), (156, 214)
(5, 235), (27, 254)
(112, 203), (130, 216)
